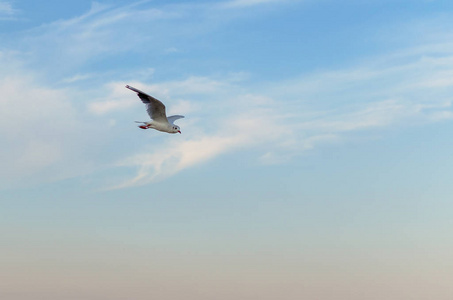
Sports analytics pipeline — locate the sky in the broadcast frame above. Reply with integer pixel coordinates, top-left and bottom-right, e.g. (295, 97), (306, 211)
(1, 0), (453, 299)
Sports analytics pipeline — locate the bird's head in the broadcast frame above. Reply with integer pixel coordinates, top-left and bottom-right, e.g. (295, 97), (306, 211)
(172, 125), (181, 134)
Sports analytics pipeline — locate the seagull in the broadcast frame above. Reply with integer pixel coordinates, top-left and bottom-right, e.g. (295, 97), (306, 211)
(126, 85), (184, 134)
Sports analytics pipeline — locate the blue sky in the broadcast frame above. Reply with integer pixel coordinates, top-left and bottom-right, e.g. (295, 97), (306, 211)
(1, 0), (453, 299)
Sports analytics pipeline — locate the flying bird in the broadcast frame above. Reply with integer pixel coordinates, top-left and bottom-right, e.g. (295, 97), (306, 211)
(126, 85), (184, 134)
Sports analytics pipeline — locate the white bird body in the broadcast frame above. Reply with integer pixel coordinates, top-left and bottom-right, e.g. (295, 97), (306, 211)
(135, 120), (174, 133)
(126, 85), (184, 134)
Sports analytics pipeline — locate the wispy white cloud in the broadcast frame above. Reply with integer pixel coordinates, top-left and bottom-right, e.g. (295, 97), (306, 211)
(113, 135), (243, 189)
(0, 1), (16, 19)
(88, 75), (236, 117)
(106, 45), (453, 188)
(0, 52), (109, 188)
(164, 47), (179, 54)
(2, 1), (453, 189)
(222, 0), (294, 8)
(14, 3), (179, 78)
(89, 98), (134, 115)
(109, 109), (291, 189)
(10, 0), (302, 82)
(110, 97), (452, 189)
(61, 73), (95, 83)
(88, 83), (135, 115)
(0, 75), (82, 185)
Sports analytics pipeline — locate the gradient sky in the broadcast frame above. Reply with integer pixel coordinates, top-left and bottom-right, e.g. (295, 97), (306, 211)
(1, 1), (453, 299)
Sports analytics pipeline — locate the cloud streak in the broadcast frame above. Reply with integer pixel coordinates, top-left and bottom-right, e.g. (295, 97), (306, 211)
(0, 1), (16, 19)
(106, 46), (453, 188)
(222, 0), (289, 8)
(2, 1), (453, 189)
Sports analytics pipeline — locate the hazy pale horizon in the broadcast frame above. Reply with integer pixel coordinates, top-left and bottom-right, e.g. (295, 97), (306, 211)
(1, 0), (453, 299)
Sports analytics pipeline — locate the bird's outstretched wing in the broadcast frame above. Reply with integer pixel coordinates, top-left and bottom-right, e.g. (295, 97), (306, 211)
(167, 115), (185, 124)
(126, 85), (168, 122)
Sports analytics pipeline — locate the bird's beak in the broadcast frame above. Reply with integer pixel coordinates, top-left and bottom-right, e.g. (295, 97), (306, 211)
(178, 130), (181, 134)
